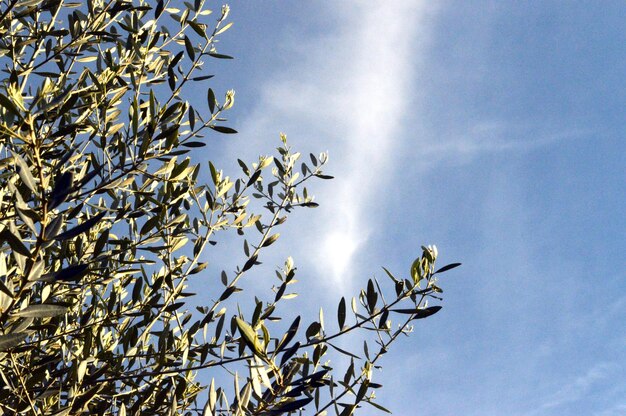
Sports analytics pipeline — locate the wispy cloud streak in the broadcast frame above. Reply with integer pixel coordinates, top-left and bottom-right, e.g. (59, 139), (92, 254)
(521, 362), (625, 416)
(231, 1), (438, 293)
(411, 121), (590, 171)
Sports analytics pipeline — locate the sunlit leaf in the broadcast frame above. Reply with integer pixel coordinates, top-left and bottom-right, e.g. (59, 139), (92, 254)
(13, 304), (68, 318)
(0, 93), (21, 118)
(236, 317), (264, 357)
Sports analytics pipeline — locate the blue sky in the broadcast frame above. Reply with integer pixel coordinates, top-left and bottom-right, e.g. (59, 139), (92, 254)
(200, 2), (625, 415)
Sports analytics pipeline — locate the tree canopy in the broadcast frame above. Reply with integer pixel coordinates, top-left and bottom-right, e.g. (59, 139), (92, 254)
(0, 1), (459, 414)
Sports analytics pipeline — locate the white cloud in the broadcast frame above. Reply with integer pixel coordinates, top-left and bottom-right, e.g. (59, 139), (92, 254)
(231, 1), (439, 293)
(414, 122), (589, 170)
(524, 362), (623, 414)
(594, 403), (626, 416)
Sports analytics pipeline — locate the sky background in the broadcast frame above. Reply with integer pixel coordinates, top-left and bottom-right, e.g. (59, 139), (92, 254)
(197, 2), (625, 415)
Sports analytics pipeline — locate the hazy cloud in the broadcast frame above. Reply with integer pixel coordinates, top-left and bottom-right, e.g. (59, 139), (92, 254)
(232, 1), (439, 293)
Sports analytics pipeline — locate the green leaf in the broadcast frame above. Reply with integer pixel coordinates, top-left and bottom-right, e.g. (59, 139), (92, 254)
(279, 341), (300, 367)
(366, 279), (377, 312)
(162, 102), (183, 121)
(43, 214), (64, 241)
(215, 22), (233, 36)
(392, 306), (442, 319)
(242, 254), (257, 272)
(189, 262), (208, 275)
(15, 201), (37, 234)
(219, 286), (238, 301)
(207, 88), (216, 113)
(339, 404), (357, 416)
(327, 342), (360, 359)
(168, 66), (176, 90)
(13, 304), (68, 318)
(164, 302), (185, 313)
(131, 97), (139, 136)
(237, 159), (250, 175)
(44, 263), (89, 282)
(76, 55), (98, 63)
(16, 0), (44, 7)
(276, 316), (300, 352)
(49, 171), (73, 209)
(236, 317), (263, 357)
(0, 332), (29, 351)
(378, 309), (389, 329)
(261, 233), (279, 247)
(188, 20), (207, 39)
(140, 216), (159, 236)
(182, 141), (206, 148)
(0, 93), (21, 118)
(305, 321), (321, 340)
(0, 228), (30, 257)
(410, 257), (422, 284)
(184, 35), (195, 60)
(93, 229), (109, 256)
(11, 317), (34, 334)
(0, 279), (13, 298)
(434, 262), (462, 274)
(365, 400), (392, 414)
(27, 260), (44, 282)
(34, 71), (61, 78)
(209, 126), (237, 134)
(188, 104), (196, 130)
(12, 153), (37, 193)
(269, 397), (313, 414)
(54, 211), (105, 240)
(208, 52), (233, 59)
(170, 51), (185, 67)
(246, 169), (262, 187)
(154, 0), (164, 17)
(315, 174), (334, 180)
(337, 297), (346, 330)
(192, 75), (214, 81)
(381, 267), (399, 283)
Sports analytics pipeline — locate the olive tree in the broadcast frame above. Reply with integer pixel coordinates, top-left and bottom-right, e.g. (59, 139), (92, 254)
(0, 1), (460, 415)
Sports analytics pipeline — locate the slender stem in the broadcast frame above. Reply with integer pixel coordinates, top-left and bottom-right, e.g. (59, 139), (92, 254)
(0, 0), (19, 26)
(8, 351), (40, 416)
(314, 291), (430, 416)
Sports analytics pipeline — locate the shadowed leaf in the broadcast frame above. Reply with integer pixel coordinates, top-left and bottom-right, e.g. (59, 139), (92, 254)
(392, 306), (442, 319)
(54, 211), (106, 240)
(210, 125), (237, 134)
(434, 262), (462, 274)
(0, 333), (29, 351)
(269, 397), (314, 414)
(49, 171), (73, 209)
(0, 228), (30, 257)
